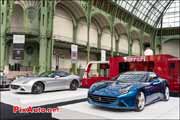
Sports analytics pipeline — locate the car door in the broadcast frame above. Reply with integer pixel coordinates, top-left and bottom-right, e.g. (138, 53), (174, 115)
(45, 72), (61, 91)
(61, 72), (72, 87)
(53, 72), (70, 90)
(145, 72), (161, 103)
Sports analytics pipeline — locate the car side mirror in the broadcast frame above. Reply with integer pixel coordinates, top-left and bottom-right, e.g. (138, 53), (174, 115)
(151, 79), (160, 85)
(149, 76), (158, 82)
(54, 76), (60, 79)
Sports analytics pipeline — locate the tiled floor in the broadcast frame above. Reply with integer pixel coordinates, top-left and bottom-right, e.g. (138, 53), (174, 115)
(0, 88), (88, 108)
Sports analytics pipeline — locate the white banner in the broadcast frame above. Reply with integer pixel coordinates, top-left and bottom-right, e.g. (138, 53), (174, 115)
(101, 50), (106, 61)
(13, 35), (25, 44)
(71, 44), (78, 63)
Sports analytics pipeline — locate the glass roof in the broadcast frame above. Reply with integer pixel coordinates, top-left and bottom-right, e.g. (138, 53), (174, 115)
(113, 0), (174, 27)
(161, 0), (180, 28)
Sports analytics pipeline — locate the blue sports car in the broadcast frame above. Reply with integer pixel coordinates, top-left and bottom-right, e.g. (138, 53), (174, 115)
(88, 71), (169, 111)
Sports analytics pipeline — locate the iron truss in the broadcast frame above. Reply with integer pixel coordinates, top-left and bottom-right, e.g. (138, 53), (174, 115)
(93, 0), (174, 28)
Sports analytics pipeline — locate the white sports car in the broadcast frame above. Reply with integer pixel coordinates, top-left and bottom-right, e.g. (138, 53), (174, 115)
(10, 71), (80, 94)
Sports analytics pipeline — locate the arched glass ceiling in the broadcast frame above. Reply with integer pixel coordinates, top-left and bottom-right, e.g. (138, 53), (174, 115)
(112, 0), (173, 27)
(161, 0), (180, 28)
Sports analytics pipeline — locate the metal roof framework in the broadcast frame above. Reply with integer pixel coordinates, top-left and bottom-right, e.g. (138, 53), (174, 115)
(161, 0), (180, 28)
(112, 0), (174, 28)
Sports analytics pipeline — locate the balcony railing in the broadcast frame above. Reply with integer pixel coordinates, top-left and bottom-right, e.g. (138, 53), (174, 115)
(8, 26), (39, 35)
(53, 34), (73, 43)
(53, 34), (115, 51)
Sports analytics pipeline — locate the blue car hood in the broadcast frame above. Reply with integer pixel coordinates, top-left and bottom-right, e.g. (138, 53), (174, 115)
(91, 81), (145, 97)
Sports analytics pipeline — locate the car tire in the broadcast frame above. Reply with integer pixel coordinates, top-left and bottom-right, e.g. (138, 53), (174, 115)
(136, 91), (145, 112)
(163, 86), (170, 101)
(32, 82), (44, 94)
(70, 80), (78, 90)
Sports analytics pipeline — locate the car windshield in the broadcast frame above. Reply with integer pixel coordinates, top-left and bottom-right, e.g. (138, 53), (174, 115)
(117, 73), (147, 83)
(39, 71), (55, 77)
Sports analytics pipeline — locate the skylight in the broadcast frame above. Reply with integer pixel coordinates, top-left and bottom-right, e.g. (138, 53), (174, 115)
(112, 0), (174, 27)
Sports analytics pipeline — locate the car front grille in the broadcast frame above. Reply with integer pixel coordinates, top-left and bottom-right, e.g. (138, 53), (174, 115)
(88, 94), (117, 104)
(11, 85), (20, 89)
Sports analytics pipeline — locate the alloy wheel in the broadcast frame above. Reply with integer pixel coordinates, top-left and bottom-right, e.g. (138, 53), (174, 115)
(137, 92), (145, 111)
(70, 81), (78, 90)
(32, 82), (44, 94)
(164, 86), (170, 101)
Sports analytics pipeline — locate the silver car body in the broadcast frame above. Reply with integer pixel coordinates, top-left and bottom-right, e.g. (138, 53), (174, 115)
(10, 73), (80, 93)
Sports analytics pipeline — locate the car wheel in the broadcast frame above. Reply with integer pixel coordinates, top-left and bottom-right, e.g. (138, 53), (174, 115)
(70, 80), (78, 90)
(32, 82), (44, 94)
(136, 92), (145, 112)
(163, 86), (169, 101)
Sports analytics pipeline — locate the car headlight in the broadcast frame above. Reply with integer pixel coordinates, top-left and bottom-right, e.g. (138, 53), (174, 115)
(119, 85), (132, 94)
(89, 84), (98, 91)
(89, 82), (105, 92)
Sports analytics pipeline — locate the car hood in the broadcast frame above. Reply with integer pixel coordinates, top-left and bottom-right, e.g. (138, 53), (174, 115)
(91, 81), (146, 97)
(12, 77), (47, 84)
